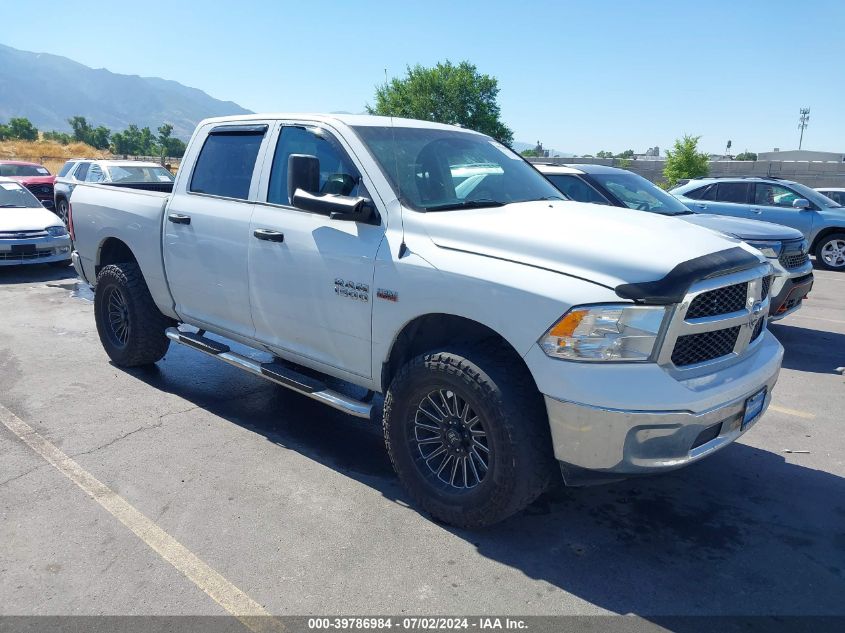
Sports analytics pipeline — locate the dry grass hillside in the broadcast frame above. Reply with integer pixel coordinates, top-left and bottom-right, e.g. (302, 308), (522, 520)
(0, 139), (111, 175)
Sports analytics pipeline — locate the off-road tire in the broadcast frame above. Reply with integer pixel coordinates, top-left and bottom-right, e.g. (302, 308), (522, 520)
(94, 262), (173, 366)
(814, 232), (845, 271)
(383, 343), (557, 528)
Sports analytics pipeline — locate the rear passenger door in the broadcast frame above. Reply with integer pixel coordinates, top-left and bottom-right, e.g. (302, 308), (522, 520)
(163, 123), (272, 339)
(749, 183), (816, 235)
(248, 123), (386, 379)
(687, 181), (752, 219)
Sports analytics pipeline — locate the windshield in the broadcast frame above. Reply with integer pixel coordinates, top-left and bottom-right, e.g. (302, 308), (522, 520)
(0, 163), (51, 177)
(106, 165), (175, 183)
(0, 182), (43, 208)
(788, 181), (842, 208)
(352, 126), (563, 211)
(590, 172), (692, 215)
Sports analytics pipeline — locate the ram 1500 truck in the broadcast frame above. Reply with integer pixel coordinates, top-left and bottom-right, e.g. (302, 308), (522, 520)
(70, 114), (783, 528)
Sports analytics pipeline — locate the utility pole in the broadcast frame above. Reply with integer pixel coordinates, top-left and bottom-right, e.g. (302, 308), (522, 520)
(798, 107), (810, 149)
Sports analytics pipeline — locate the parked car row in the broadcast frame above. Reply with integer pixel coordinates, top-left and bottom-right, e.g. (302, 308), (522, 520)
(0, 177), (71, 267)
(0, 160), (56, 210)
(535, 164), (817, 319)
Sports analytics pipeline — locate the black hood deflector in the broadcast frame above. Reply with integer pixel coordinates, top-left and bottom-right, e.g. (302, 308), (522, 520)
(615, 247), (761, 304)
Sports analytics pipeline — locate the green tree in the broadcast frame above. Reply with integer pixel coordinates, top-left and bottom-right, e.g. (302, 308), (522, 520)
(663, 135), (709, 188)
(735, 151), (757, 161)
(0, 123), (10, 140)
(367, 60), (513, 144)
(68, 116), (92, 143)
(596, 150), (613, 158)
(4, 117), (39, 141)
(615, 149), (635, 159)
(89, 126), (111, 150)
(521, 148), (541, 157)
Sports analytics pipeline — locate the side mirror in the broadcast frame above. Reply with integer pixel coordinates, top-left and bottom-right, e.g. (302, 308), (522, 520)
(292, 189), (375, 223)
(792, 198), (811, 210)
(287, 154), (320, 203)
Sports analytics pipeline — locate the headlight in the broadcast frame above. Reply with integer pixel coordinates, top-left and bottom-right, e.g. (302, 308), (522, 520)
(46, 226), (68, 237)
(539, 304), (667, 362)
(746, 240), (782, 258)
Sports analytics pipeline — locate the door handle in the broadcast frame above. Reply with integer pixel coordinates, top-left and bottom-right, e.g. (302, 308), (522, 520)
(696, 203), (707, 210)
(750, 208), (762, 215)
(168, 213), (191, 225)
(253, 228), (285, 242)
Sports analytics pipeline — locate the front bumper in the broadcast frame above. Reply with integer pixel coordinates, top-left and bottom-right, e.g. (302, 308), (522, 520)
(0, 235), (71, 266)
(530, 331), (783, 483)
(769, 271), (813, 320)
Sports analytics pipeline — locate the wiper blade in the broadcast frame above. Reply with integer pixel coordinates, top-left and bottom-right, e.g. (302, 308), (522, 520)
(0, 205), (28, 208)
(424, 199), (506, 212)
(535, 195), (566, 201)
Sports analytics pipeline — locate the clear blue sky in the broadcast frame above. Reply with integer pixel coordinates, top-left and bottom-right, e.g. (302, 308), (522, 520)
(2, 0), (843, 155)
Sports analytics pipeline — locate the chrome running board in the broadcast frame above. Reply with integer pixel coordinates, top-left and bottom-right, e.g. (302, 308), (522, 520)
(165, 327), (373, 419)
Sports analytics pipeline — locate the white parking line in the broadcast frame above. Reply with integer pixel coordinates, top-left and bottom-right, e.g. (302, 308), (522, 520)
(0, 403), (283, 633)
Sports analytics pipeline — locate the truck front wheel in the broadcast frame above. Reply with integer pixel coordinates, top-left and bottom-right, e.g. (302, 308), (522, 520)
(94, 263), (173, 367)
(383, 345), (557, 528)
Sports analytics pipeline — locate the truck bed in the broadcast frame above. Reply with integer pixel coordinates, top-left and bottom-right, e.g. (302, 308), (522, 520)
(71, 182), (175, 317)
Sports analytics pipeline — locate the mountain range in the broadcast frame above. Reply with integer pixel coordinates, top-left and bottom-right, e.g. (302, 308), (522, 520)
(0, 43), (251, 139)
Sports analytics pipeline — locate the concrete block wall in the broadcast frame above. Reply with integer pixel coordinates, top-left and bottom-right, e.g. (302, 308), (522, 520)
(529, 157), (845, 188)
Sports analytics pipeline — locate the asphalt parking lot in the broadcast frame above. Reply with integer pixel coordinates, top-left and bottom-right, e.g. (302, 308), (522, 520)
(0, 263), (843, 620)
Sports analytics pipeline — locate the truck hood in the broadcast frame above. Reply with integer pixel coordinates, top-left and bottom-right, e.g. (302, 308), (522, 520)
(0, 206), (64, 231)
(681, 213), (804, 241)
(419, 200), (751, 289)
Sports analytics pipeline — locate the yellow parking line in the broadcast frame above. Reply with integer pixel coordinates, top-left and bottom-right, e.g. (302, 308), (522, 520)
(0, 403), (283, 633)
(769, 404), (816, 419)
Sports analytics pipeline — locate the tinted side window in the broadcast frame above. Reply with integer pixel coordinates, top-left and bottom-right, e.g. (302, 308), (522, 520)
(715, 182), (750, 203)
(685, 185), (716, 200)
(267, 126), (361, 206)
(74, 162), (90, 181)
(190, 132), (264, 200)
(546, 174), (608, 205)
(58, 161), (76, 177)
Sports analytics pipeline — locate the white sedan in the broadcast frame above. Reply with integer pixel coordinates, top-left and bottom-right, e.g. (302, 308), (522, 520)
(0, 177), (71, 267)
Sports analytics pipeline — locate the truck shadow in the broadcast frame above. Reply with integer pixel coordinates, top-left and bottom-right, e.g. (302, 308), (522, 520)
(116, 344), (845, 621)
(769, 322), (845, 374)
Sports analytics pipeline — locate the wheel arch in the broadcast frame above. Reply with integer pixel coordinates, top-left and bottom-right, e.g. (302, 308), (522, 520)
(380, 313), (537, 394)
(96, 237), (138, 275)
(810, 227), (845, 253)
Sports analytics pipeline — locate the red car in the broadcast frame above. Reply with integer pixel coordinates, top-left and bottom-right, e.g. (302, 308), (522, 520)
(0, 160), (56, 210)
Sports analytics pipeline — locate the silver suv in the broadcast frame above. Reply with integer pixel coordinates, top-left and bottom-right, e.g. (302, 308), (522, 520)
(54, 159), (174, 224)
(672, 177), (845, 271)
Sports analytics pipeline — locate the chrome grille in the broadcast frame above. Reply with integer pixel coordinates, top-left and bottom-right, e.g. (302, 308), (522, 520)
(761, 276), (771, 300)
(686, 282), (748, 319)
(0, 230), (48, 239)
(779, 251), (809, 269)
(672, 327), (741, 366)
(657, 263), (772, 373)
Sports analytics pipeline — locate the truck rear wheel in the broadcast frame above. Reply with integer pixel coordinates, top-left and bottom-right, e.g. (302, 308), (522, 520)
(383, 345), (557, 528)
(94, 263), (173, 367)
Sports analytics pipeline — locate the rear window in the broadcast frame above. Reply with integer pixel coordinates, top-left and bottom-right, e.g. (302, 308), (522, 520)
(107, 165), (175, 183)
(190, 130), (264, 200)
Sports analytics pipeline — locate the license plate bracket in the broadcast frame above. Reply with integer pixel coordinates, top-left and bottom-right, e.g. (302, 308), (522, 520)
(742, 388), (767, 430)
(11, 244), (36, 254)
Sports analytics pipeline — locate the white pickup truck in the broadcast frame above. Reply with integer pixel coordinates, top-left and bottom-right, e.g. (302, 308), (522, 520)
(70, 114), (783, 527)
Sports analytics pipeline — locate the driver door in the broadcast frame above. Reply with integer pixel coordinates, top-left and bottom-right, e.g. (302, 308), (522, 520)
(248, 123), (385, 378)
